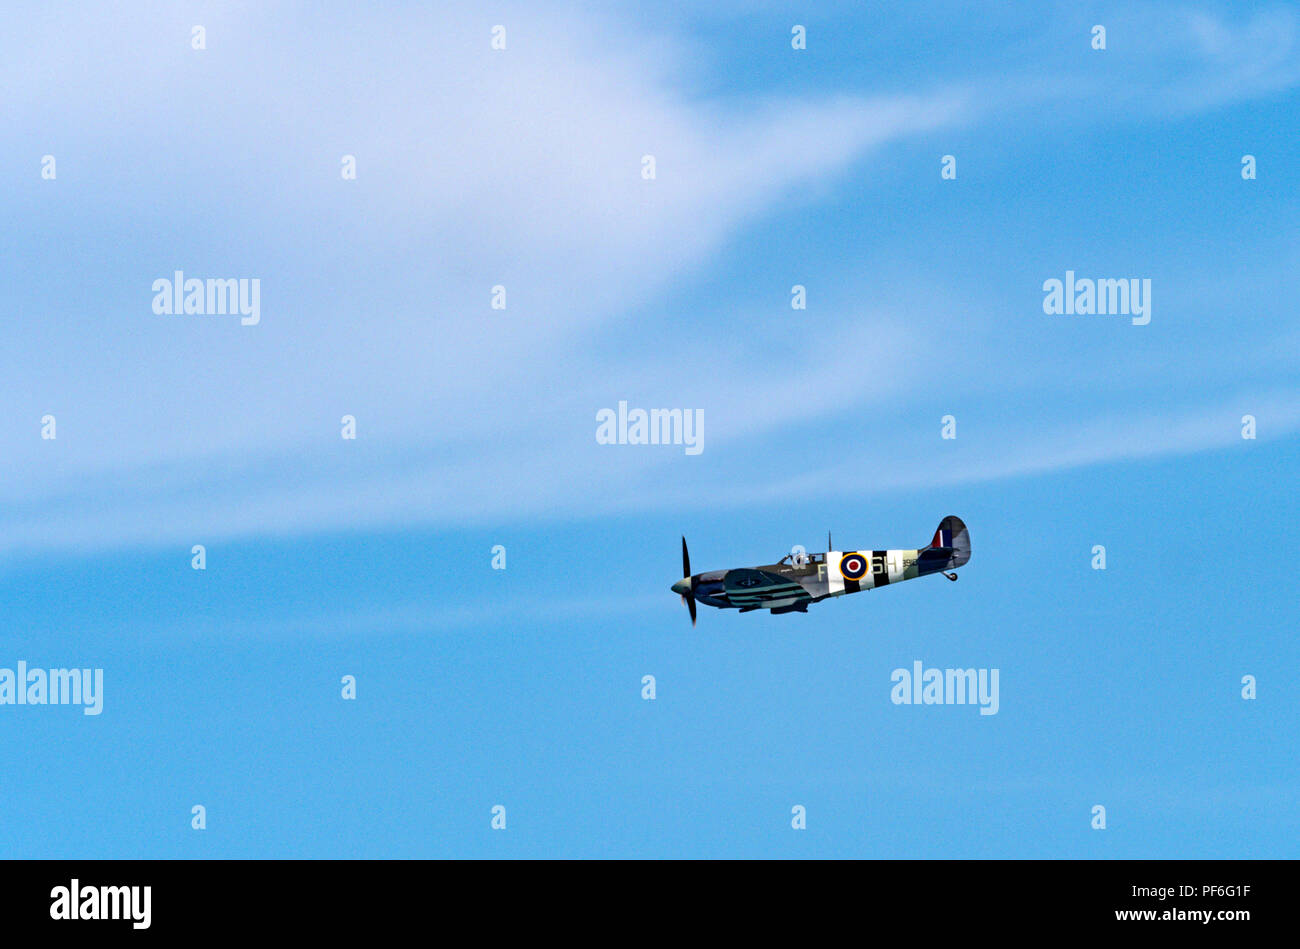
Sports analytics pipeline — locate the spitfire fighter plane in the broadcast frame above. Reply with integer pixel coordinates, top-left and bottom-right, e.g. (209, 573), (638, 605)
(671, 516), (970, 623)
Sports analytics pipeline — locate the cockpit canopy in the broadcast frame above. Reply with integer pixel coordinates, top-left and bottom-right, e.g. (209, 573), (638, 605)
(779, 551), (825, 566)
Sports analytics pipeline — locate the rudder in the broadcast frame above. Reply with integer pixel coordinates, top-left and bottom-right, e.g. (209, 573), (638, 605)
(929, 516), (971, 569)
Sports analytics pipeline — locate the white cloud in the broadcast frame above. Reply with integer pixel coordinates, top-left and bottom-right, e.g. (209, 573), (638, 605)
(0, 3), (970, 546)
(1, 2), (1296, 555)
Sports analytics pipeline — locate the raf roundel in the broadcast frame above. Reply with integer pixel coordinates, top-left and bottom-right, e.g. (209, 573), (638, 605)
(839, 553), (868, 581)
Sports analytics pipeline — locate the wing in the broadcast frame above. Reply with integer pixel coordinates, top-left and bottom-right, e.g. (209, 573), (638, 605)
(723, 568), (814, 609)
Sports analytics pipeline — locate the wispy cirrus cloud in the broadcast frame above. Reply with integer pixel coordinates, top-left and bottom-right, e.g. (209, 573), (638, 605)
(1, 2), (1296, 556)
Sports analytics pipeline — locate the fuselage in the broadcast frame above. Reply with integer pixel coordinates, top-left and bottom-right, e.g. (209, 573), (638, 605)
(689, 548), (952, 612)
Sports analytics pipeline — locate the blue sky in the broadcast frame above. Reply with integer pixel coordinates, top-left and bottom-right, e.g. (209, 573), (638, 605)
(1, 1), (1297, 857)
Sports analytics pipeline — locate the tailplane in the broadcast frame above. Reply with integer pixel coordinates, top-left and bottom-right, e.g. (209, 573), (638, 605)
(929, 515), (971, 568)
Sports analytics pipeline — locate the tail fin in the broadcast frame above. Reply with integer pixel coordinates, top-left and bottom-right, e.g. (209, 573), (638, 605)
(929, 516), (971, 568)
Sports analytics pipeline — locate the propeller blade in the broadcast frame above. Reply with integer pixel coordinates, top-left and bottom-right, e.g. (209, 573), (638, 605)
(680, 537), (696, 626)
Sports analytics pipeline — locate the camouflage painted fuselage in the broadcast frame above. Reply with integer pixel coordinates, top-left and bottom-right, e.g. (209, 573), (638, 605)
(682, 516), (970, 615)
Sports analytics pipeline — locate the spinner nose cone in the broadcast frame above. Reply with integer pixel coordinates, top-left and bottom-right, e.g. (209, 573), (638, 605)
(671, 577), (692, 596)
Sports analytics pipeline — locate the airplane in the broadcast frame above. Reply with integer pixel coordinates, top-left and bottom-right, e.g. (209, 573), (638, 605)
(671, 516), (970, 624)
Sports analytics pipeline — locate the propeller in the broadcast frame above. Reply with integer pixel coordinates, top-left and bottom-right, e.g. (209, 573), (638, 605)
(681, 535), (696, 626)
